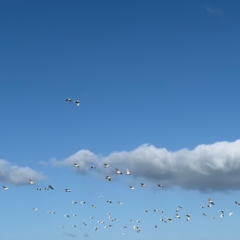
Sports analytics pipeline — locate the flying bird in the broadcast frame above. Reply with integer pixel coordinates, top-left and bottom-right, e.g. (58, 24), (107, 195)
(104, 163), (109, 168)
(74, 100), (80, 106)
(65, 98), (72, 103)
(105, 176), (112, 181)
(129, 186), (134, 190)
(126, 168), (131, 175)
(115, 168), (122, 174)
(29, 179), (34, 185)
(2, 186), (8, 190)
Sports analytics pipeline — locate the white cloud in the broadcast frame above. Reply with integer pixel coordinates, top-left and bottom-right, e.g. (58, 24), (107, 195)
(53, 140), (240, 191)
(207, 7), (223, 15)
(0, 159), (47, 185)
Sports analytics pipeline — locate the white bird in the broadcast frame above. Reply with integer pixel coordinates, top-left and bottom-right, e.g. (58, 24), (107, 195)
(154, 209), (158, 212)
(208, 198), (214, 205)
(229, 212), (233, 216)
(186, 217), (191, 221)
(72, 201), (77, 204)
(220, 210), (224, 215)
(2, 186), (8, 190)
(129, 186), (134, 190)
(90, 216), (93, 219)
(144, 209), (148, 213)
(80, 201), (86, 204)
(186, 214), (191, 218)
(74, 100), (80, 106)
(29, 179), (34, 185)
(65, 189), (70, 192)
(118, 202), (122, 205)
(141, 183), (146, 187)
(175, 213), (181, 218)
(104, 163), (109, 168)
(90, 166), (96, 169)
(73, 163), (79, 168)
(48, 211), (55, 214)
(92, 205), (96, 208)
(105, 176), (111, 181)
(64, 214), (70, 218)
(126, 168), (131, 175)
(33, 208), (37, 211)
(201, 205), (204, 208)
(157, 184), (163, 187)
(167, 218), (172, 222)
(65, 98), (72, 103)
(115, 168), (122, 174)
(83, 222), (87, 226)
(73, 214), (77, 217)
(94, 227), (98, 232)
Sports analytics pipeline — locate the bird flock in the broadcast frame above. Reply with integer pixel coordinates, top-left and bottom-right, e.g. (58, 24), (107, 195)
(2, 98), (239, 238)
(2, 162), (239, 237)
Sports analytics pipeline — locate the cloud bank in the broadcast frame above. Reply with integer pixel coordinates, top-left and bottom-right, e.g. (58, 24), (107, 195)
(0, 159), (47, 185)
(53, 140), (240, 191)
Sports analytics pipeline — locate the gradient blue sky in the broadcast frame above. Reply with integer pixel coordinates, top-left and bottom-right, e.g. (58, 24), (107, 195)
(1, 1), (240, 239)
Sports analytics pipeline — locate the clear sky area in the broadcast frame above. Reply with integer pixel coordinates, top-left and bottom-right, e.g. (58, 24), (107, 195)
(1, 1), (240, 239)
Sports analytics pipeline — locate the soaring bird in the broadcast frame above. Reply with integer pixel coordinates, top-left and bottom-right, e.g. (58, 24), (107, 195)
(90, 166), (96, 169)
(33, 208), (37, 211)
(157, 184), (163, 187)
(229, 212), (233, 216)
(72, 201), (77, 204)
(64, 214), (70, 218)
(129, 186), (134, 190)
(74, 100), (80, 106)
(73, 163), (79, 168)
(104, 163), (109, 168)
(2, 186), (8, 190)
(36, 188), (41, 191)
(65, 189), (71, 192)
(48, 185), (54, 190)
(73, 214), (77, 217)
(141, 183), (146, 187)
(80, 201), (86, 204)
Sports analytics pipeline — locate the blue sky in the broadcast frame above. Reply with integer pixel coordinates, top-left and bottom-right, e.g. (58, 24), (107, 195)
(1, 0), (240, 239)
